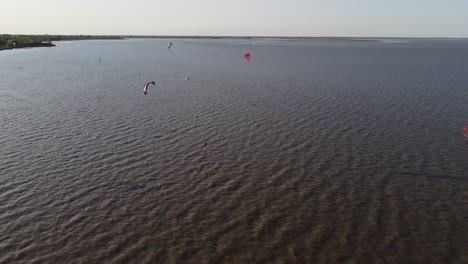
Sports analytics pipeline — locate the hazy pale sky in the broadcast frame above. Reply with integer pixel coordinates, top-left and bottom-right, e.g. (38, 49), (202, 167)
(2, 0), (468, 37)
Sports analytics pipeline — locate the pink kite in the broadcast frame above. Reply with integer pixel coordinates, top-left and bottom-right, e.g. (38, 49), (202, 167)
(464, 127), (468, 138)
(244, 53), (251, 62)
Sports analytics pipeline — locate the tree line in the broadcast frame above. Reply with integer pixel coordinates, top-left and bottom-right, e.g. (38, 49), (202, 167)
(1, 34), (122, 48)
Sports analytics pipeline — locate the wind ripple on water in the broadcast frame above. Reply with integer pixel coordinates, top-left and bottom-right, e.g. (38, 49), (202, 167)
(0, 39), (467, 263)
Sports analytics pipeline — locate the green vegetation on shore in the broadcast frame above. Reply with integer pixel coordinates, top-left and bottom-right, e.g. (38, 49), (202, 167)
(0, 34), (123, 50)
(0, 35), (51, 49)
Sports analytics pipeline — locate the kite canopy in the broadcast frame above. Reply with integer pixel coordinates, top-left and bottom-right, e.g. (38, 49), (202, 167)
(244, 53), (251, 62)
(464, 127), (468, 137)
(168, 42), (173, 49)
(143, 81), (155, 95)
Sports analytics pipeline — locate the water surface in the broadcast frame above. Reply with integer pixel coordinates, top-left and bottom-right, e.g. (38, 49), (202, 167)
(1, 39), (467, 263)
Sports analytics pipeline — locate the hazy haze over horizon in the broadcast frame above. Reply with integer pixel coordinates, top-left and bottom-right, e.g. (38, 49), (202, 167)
(2, 0), (468, 37)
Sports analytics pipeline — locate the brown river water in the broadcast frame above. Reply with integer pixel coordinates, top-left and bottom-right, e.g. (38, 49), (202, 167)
(0, 39), (467, 263)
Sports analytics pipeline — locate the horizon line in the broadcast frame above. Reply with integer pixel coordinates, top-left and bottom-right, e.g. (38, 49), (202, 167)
(2, 33), (467, 40)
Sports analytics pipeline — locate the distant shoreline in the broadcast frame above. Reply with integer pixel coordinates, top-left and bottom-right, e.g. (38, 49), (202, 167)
(0, 42), (55, 51)
(123, 36), (380, 42)
(120, 36), (467, 41)
(0, 34), (123, 52)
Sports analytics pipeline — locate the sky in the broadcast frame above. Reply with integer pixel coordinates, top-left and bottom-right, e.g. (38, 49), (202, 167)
(2, 0), (468, 37)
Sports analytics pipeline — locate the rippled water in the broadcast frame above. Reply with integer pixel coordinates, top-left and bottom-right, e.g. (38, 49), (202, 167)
(1, 39), (467, 263)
